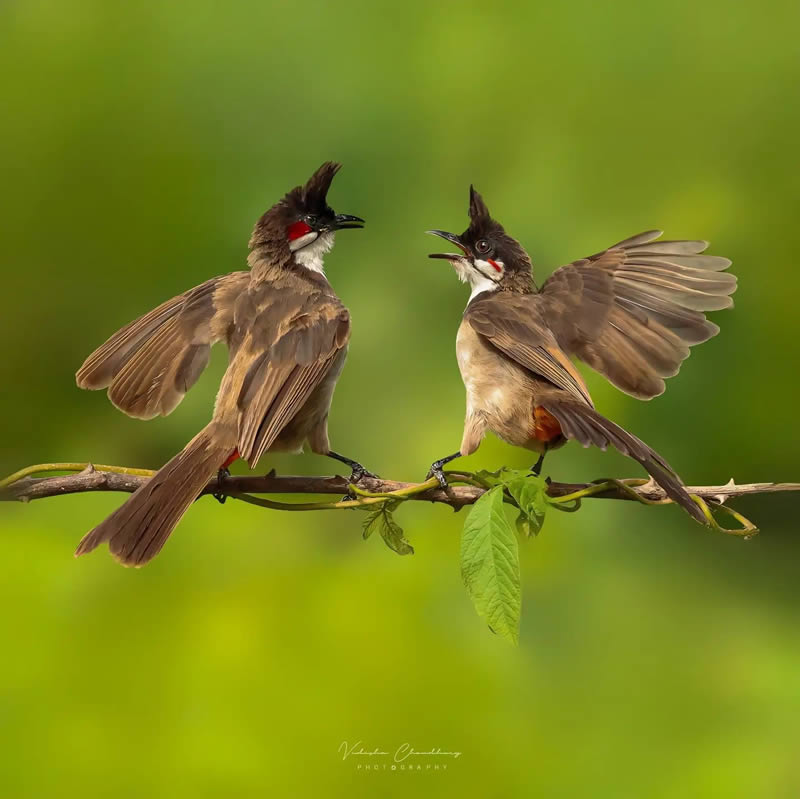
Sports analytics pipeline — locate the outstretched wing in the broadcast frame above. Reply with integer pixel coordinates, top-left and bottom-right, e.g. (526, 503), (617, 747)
(234, 290), (350, 468)
(538, 231), (735, 399)
(76, 272), (249, 419)
(465, 293), (594, 406)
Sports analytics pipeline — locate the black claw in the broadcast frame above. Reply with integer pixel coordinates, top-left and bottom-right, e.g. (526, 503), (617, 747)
(349, 463), (378, 483)
(213, 467), (230, 504)
(428, 465), (449, 490)
(341, 464), (379, 504)
(426, 452), (461, 489)
(326, 451), (378, 486)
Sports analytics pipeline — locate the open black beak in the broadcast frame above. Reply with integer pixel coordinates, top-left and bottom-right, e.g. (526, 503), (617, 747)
(332, 213), (365, 231)
(426, 229), (469, 260)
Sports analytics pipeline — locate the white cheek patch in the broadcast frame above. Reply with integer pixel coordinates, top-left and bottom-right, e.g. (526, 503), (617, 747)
(289, 231), (319, 252)
(294, 231), (336, 275)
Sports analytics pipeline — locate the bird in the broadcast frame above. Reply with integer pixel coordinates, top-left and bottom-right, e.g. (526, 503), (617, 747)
(74, 162), (370, 565)
(426, 186), (737, 523)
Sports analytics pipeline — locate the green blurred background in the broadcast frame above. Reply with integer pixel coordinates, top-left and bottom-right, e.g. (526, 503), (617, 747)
(2, 0), (799, 795)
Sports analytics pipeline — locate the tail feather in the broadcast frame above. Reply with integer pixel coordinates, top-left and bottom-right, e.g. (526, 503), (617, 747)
(541, 400), (705, 524)
(76, 423), (235, 566)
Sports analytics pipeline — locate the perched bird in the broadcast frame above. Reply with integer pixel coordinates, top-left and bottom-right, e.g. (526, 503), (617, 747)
(427, 187), (737, 523)
(75, 162), (369, 565)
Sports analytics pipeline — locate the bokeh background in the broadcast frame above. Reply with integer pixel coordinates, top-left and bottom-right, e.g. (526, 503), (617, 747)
(2, 0), (799, 795)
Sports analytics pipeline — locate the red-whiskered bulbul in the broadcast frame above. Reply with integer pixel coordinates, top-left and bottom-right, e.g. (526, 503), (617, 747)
(426, 187), (737, 523)
(75, 162), (369, 565)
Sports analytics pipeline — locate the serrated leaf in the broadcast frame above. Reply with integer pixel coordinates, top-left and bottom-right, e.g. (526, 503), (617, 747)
(380, 510), (414, 555)
(361, 500), (414, 555)
(361, 506), (383, 540)
(460, 486), (521, 644)
(505, 475), (548, 536)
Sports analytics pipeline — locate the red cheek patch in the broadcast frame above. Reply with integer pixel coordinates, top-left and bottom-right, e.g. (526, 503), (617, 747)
(287, 221), (313, 241)
(487, 259), (502, 272)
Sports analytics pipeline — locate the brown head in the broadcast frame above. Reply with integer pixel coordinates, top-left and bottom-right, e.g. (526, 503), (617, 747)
(428, 186), (534, 298)
(249, 162), (364, 273)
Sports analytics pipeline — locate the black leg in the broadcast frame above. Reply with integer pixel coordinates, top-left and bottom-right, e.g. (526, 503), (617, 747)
(213, 467), (230, 505)
(531, 452), (546, 477)
(326, 450), (378, 483)
(427, 452), (462, 489)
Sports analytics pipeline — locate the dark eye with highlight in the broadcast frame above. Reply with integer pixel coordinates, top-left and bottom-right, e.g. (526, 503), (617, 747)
(475, 239), (491, 254)
(304, 214), (318, 227)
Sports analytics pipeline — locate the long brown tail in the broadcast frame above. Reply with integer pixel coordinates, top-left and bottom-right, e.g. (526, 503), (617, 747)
(540, 399), (705, 524)
(75, 422), (236, 566)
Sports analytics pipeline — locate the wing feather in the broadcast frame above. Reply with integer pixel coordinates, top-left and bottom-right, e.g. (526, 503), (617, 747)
(539, 232), (735, 399)
(234, 301), (350, 467)
(76, 273), (249, 419)
(466, 296), (593, 406)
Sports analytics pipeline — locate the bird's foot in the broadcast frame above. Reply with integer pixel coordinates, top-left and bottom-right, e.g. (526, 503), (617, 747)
(326, 451), (378, 495)
(339, 463), (380, 502)
(323, 454), (378, 502)
(213, 468), (230, 504)
(427, 460), (450, 490)
(426, 452), (462, 490)
(348, 462), (378, 484)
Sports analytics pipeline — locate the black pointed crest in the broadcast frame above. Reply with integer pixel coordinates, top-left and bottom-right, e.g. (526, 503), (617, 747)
(303, 161), (342, 210)
(469, 185), (491, 224)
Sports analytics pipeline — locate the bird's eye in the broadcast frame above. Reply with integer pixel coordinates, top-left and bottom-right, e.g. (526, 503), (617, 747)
(475, 239), (491, 254)
(304, 214), (318, 227)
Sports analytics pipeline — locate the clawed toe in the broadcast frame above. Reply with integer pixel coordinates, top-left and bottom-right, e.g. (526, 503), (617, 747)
(350, 464), (378, 483)
(427, 465), (449, 490)
(213, 467), (230, 504)
(426, 452), (461, 490)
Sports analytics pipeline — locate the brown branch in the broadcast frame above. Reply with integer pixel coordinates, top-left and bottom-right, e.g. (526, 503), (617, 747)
(2, 464), (798, 512)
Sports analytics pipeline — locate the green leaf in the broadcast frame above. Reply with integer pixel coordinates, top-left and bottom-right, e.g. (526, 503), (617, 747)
(361, 500), (414, 556)
(473, 467), (524, 488)
(460, 486), (521, 644)
(515, 511), (534, 538)
(505, 475), (548, 537)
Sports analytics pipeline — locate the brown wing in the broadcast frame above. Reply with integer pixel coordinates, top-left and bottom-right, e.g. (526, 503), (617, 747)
(539, 230), (735, 399)
(76, 272), (250, 419)
(465, 294), (594, 406)
(235, 296), (350, 468)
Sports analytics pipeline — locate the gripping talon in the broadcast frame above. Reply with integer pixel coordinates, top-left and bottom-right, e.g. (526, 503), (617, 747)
(326, 450), (378, 488)
(349, 463), (378, 483)
(213, 467), (230, 504)
(427, 452), (461, 489)
(340, 465), (379, 503)
(428, 466), (449, 490)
